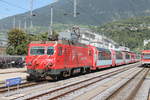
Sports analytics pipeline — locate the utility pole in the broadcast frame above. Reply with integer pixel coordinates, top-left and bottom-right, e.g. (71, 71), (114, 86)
(24, 17), (27, 31)
(18, 20), (21, 30)
(49, 6), (53, 36)
(74, 0), (77, 18)
(13, 16), (16, 29)
(30, 0), (33, 29)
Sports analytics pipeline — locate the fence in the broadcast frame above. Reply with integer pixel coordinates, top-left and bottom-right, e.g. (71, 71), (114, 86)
(0, 55), (25, 69)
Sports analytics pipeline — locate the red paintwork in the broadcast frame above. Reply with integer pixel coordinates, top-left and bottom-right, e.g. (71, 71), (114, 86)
(141, 50), (150, 63)
(26, 42), (93, 71)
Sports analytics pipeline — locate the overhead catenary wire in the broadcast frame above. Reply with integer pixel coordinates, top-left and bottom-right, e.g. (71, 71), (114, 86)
(66, 0), (143, 25)
(0, 0), (144, 28)
(66, 0), (105, 25)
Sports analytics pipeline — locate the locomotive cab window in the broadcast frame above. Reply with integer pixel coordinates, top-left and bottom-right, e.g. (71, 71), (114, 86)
(47, 47), (54, 55)
(30, 46), (45, 55)
(143, 54), (150, 59)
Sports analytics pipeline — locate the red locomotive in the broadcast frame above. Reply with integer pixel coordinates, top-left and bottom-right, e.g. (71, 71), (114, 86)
(141, 50), (150, 66)
(26, 40), (138, 81)
(26, 40), (93, 80)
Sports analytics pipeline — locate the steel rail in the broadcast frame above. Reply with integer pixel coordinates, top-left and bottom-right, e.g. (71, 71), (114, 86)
(0, 81), (44, 93)
(148, 88), (150, 100)
(106, 68), (149, 100)
(0, 63), (139, 94)
(27, 65), (137, 100)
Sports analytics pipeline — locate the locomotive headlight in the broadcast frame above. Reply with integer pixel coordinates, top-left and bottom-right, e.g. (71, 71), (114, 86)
(46, 62), (53, 68)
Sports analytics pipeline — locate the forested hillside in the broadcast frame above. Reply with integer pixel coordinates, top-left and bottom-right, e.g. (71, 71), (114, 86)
(1, 0), (150, 29)
(94, 16), (150, 51)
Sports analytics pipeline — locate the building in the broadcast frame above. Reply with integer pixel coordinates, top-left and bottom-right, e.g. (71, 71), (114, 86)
(79, 28), (129, 50)
(58, 27), (130, 51)
(0, 39), (7, 55)
(0, 32), (7, 55)
(144, 39), (150, 46)
(0, 46), (6, 55)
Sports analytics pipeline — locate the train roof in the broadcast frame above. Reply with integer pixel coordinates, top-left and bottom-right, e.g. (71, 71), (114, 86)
(96, 47), (111, 52)
(30, 40), (88, 48)
(141, 50), (150, 54)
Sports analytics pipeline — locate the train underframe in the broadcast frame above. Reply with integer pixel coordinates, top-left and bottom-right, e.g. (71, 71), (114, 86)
(142, 63), (150, 67)
(27, 66), (91, 81)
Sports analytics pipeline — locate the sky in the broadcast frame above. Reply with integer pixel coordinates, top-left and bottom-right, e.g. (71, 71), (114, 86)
(0, 0), (55, 19)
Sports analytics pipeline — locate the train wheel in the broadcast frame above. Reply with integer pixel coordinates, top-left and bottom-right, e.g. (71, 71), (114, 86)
(27, 75), (34, 81)
(52, 75), (59, 81)
(62, 71), (71, 78)
(27, 75), (40, 81)
(85, 68), (91, 73)
(80, 68), (86, 75)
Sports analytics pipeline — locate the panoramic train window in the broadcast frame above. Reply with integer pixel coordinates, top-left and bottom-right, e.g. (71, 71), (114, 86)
(30, 46), (45, 55)
(47, 47), (54, 55)
(126, 53), (130, 59)
(116, 51), (123, 59)
(98, 50), (111, 60)
(58, 47), (62, 56)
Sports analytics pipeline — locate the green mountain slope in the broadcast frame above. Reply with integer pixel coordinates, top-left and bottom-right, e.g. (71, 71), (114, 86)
(94, 16), (150, 51)
(1, 0), (150, 29)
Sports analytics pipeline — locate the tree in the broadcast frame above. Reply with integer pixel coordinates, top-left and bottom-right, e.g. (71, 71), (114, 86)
(144, 42), (150, 50)
(37, 32), (48, 41)
(6, 28), (29, 55)
(48, 30), (59, 41)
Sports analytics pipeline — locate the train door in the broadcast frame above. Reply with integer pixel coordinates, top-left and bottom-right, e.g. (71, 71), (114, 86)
(57, 46), (64, 69)
(64, 46), (72, 68)
(111, 50), (116, 66)
(71, 46), (79, 68)
(122, 52), (126, 64)
(91, 47), (97, 70)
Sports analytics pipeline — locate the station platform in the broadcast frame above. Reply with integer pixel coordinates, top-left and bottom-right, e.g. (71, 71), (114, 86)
(0, 67), (26, 74)
(0, 68), (28, 86)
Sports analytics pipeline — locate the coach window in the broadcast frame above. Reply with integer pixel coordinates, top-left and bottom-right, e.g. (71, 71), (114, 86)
(104, 51), (111, 60)
(116, 52), (123, 59)
(126, 53), (130, 59)
(47, 47), (54, 55)
(58, 47), (62, 56)
(98, 51), (103, 60)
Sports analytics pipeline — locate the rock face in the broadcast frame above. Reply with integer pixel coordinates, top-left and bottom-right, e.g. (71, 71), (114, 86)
(1, 0), (150, 29)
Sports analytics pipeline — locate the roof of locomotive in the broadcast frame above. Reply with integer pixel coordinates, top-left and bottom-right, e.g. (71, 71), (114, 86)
(30, 40), (88, 48)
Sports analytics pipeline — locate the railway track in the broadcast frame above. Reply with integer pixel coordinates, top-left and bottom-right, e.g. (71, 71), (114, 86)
(25, 64), (138, 100)
(148, 89), (150, 100)
(0, 63), (141, 100)
(0, 71), (26, 74)
(0, 68), (26, 74)
(68, 67), (147, 100)
(0, 63), (139, 94)
(106, 68), (149, 100)
(0, 81), (42, 93)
